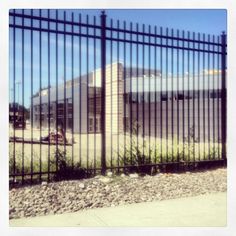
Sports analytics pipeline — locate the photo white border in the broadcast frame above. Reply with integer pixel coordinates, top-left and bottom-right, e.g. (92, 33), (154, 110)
(0, 1), (236, 236)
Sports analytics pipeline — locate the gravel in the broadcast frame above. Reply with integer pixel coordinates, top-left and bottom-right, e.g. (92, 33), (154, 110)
(9, 168), (227, 219)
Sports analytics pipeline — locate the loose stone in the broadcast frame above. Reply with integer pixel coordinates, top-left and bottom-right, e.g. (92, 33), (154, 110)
(9, 168), (227, 220)
(129, 173), (139, 178)
(78, 183), (85, 189)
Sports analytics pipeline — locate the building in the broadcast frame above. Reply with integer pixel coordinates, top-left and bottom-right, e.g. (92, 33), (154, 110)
(32, 62), (222, 141)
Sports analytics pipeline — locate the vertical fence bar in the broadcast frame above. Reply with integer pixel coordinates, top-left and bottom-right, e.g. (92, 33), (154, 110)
(142, 24), (145, 161)
(117, 19), (120, 171)
(21, 9), (25, 184)
(94, 16), (97, 173)
(100, 11), (107, 174)
(71, 12), (74, 169)
(12, 10), (16, 182)
(192, 32), (196, 163)
(30, 9), (34, 183)
(63, 11), (66, 157)
(160, 27), (163, 164)
(171, 28), (174, 162)
(130, 22), (133, 165)
(207, 34), (211, 159)
(187, 31), (190, 163)
(203, 33), (206, 160)
(47, 9), (51, 181)
(55, 10), (59, 173)
(110, 19), (113, 168)
(136, 23), (139, 163)
(221, 32), (227, 161)
(177, 30), (180, 164)
(154, 26), (157, 164)
(148, 25), (151, 163)
(86, 14), (89, 172)
(79, 13), (82, 166)
(197, 33), (201, 161)
(217, 36), (220, 159)
(212, 35), (215, 160)
(165, 28), (168, 162)
(182, 30), (185, 162)
(123, 21), (129, 168)
(39, 9), (42, 182)
(123, 20), (127, 167)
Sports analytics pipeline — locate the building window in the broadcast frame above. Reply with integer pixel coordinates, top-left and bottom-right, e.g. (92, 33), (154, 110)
(95, 118), (100, 132)
(89, 118), (93, 132)
(161, 94), (168, 101)
(50, 104), (53, 111)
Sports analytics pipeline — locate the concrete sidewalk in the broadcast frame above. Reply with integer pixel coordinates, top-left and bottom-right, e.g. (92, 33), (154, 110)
(10, 192), (227, 227)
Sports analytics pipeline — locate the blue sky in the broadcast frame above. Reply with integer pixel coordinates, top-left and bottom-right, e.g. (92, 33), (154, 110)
(72, 9), (227, 35)
(9, 9), (226, 108)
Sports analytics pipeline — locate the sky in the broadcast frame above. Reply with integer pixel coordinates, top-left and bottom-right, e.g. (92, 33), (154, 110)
(72, 9), (227, 35)
(9, 9), (227, 108)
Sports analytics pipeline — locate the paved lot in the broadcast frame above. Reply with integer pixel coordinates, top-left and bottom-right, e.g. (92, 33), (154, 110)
(10, 192), (226, 227)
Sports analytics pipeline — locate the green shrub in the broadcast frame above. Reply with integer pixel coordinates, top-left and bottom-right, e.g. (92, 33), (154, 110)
(51, 148), (86, 181)
(116, 123), (223, 174)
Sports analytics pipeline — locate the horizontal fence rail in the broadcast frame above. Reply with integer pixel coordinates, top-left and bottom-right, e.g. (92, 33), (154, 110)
(9, 9), (227, 185)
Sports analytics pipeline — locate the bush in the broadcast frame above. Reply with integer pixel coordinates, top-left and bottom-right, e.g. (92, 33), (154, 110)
(117, 121), (154, 174)
(51, 149), (86, 181)
(116, 123), (223, 174)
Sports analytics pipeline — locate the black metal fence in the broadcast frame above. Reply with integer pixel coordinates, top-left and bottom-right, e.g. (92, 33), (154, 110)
(9, 9), (227, 185)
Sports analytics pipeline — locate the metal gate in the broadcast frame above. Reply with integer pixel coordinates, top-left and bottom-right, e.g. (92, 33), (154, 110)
(9, 9), (227, 184)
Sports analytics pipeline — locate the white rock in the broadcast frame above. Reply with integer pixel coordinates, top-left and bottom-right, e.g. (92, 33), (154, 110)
(99, 177), (111, 183)
(24, 188), (31, 194)
(41, 181), (47, 186)
(105, 185), (110, 192)
(94, 175), (102, 179)
(107, 171), (113, 177)
(121, 173), (126, 178)
(79, 183), (85, 189)
(129, 173), (139, 178)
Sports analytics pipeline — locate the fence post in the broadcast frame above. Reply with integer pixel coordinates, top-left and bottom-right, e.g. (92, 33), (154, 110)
(221, 32), (227, 162)
(101, 11), (107, 174)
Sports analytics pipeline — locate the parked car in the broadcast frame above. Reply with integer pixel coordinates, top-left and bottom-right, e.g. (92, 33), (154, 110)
(12, 116), (26, 129)
(9, 103), (28, 129)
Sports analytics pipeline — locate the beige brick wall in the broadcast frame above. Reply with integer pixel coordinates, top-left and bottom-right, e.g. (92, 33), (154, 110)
(90, 62), (124, 135)
(105, 62), (124, 134)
